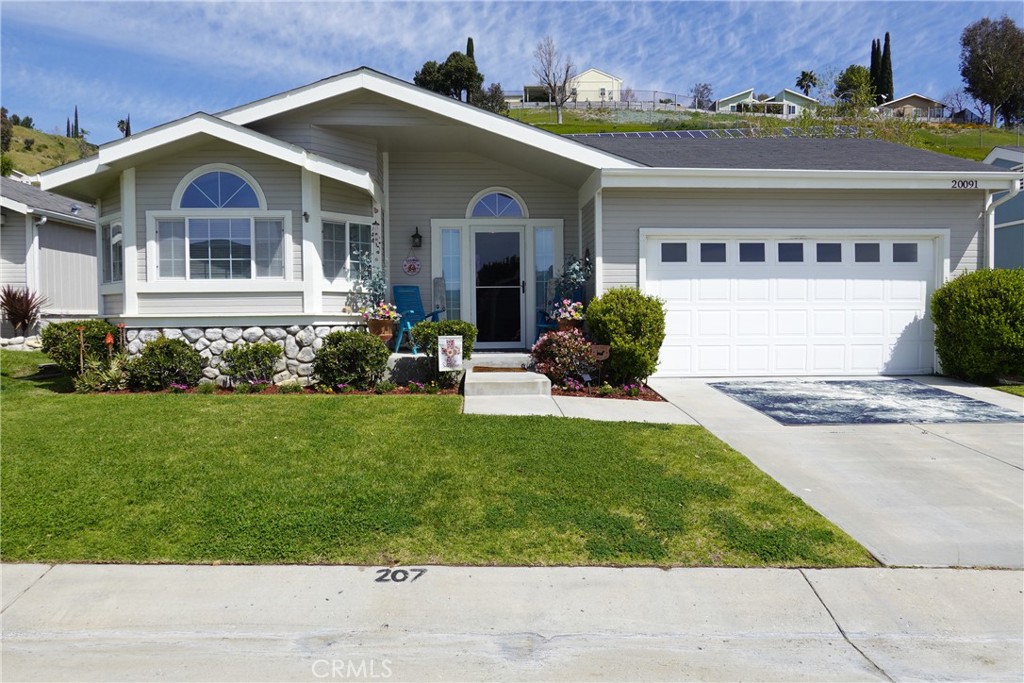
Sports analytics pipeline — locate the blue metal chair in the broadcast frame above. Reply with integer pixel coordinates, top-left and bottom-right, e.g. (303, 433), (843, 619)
(392, 285), (443, 353)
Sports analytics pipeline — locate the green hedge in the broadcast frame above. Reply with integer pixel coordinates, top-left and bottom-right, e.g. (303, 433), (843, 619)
(128, 337), (204, 390)
(312, 331), (390, 389)
(931, 268), (1024, 382)
(40, 319), (120, 376)
(221, 342), (282, 384)
(585, 287), (665, 384)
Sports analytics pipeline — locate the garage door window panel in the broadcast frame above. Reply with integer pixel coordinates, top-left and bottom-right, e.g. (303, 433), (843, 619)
(700, 243), (727, 263)
(816, 243), (842, 263)
(778, 243), (804, 263)
(855, 243), (881, 262)
(661, 242), (687, 262)
(739, 243), (765, 262)
(893, 243), (918, 263)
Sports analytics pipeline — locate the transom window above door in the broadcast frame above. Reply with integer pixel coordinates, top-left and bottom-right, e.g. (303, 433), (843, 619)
(466, 188), (529, 219)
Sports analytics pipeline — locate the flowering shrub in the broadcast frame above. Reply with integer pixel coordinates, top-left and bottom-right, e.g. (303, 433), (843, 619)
(169, 383), (189, 394)
(562, 377), (586, 392)
(361, 301), (401, 321)
(531, 328), (596, 384)
(623, 383), (642, 397)
(554, 299), (584, 321)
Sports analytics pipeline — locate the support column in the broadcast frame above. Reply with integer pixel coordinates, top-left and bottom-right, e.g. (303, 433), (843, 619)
(121, 168), (138, 314)
(301, 169), (323, 314)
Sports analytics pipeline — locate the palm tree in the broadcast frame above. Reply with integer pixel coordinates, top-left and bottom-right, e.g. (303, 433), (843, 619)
(796, 71), (818, 96)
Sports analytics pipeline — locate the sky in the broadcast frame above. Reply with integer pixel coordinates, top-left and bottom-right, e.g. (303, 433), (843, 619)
(1, 0), (1019, 144)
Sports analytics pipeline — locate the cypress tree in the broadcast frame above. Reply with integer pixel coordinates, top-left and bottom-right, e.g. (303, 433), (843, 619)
(466, 37), (474, 61)
(125, 115), (131, 137)
(880, 32), (894, 103)
(869, 39), (881, 103)
(73, 106), (79, 138)
(66, 118), (71, 138)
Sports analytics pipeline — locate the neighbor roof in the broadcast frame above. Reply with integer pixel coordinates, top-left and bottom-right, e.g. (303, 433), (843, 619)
(0, 176), (96, 223)
(568, 135), (1003, 173)
(880, 93), (945, 108)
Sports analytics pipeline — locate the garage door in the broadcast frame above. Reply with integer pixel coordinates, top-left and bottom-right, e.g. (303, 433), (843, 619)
(644, 235), (937, 376)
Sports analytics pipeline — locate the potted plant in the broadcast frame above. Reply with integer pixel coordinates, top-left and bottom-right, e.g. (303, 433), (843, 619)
(554, 299), (584, 332)
(362, 302), (401, 344)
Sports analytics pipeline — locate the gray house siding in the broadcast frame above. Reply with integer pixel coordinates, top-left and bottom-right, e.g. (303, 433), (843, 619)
(1, 217), (27, 288)
(599, 188), (984, 290)
(134, 142), (303, 283)
(247, 119), (379, 178)
(322, 177), (373, 216)
(38, 221), (98, 313)
(103, 293), (124, 316)
(995, 226), (1024, 269)
(387, 151), (580, 299)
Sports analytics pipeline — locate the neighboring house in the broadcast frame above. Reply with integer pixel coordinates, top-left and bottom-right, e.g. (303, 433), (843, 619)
(0, 177), (98, 337)
(39, 67), (1019, 378)
(879, 94), (946, 120)
(524, 67), (622, 103)
(983, 146), (1024, 269)
(951, 109), (985, 124)
(712, 88), (817, 117)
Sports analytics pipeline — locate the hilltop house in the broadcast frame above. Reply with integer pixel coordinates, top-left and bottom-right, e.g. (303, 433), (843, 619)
(879, 94), (946, 120)
(712, 89), (818, 118)
(39, 67), (1019, 378)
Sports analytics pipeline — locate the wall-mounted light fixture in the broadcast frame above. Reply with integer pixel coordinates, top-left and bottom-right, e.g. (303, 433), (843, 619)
(411, 227), (422, 248)
(302, 211), (310, 222)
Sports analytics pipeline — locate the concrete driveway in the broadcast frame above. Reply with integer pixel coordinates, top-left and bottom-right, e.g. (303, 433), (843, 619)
(648, 377), (1024, 568)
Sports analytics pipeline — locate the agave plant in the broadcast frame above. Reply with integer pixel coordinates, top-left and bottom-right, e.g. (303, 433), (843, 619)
(0, 285), (48, 336)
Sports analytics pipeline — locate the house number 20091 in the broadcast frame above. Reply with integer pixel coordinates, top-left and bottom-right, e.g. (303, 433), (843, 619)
(374, 567), (426, 583)
(950, 179), (978, 189)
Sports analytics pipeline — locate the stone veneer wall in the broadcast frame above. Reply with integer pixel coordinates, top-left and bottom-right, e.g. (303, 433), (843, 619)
(125, 325), (362, 385)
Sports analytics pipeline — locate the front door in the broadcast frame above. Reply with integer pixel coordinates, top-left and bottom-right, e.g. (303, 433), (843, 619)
(472, 228), (525, 348)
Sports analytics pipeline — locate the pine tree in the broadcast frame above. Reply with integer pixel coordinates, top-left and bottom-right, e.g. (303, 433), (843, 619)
(73, 106), (79, 138)
(466, 37), (474, 61)
(126, 115), (131, 137)
(880, 33), (894, 104)
(66, 118), (71, 138)
(869, 39), (881, 103)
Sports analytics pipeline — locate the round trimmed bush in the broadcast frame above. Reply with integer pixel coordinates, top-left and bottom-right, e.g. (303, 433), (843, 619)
(40, 319), (120, 376)
(312, 331), (390, 390)
(585, 287), (666, 384)
(931, 268), (1024, 382)
(127, 337), (203, 390)
(531, 328), (596, 384)
(221, 341), (282, 384)
(409, 319), (478, 360)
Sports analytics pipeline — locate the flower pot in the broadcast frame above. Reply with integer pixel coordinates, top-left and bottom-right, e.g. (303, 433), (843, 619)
(367, 319), (394, 345)
(558, 319), (584, 333)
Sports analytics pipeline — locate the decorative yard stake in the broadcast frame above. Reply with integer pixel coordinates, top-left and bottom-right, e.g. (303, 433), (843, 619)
(438, 335), (463, 372)
(117, 323), (126, 349)
(105, 332), (114, 362)
(76, 325), (85, 374)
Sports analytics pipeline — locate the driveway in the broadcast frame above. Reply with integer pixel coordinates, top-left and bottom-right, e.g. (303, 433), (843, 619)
(648, 377), (1024, 568)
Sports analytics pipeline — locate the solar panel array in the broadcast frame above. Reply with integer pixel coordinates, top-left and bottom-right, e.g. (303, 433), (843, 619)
(566, 126), (860, 139)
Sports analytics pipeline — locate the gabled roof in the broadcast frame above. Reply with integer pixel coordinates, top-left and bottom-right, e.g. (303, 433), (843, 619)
(575, 68), (623, 83)
(775, 89), (818, 104)
(218, 67), (637, 171)
(39, 113), (382, 200)
(715, 89), (755, 105)
(880, 93), (944, 108)
(0, 176), (96, 226)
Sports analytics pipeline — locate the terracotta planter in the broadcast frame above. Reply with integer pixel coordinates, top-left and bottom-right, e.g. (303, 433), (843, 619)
(557, 319), (584, 333)
(367, 319), (394, 345)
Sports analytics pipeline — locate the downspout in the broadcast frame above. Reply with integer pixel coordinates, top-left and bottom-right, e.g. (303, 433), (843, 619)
(983, 178), (1022, 268)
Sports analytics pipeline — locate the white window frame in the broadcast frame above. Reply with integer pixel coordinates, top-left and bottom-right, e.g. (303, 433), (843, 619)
(171, 163), (268, 210)
(321, 211), (375, 292)
(99, 217), (124, 286)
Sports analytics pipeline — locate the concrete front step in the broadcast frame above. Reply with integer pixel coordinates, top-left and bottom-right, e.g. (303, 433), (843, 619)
(463, 369), (552, 397)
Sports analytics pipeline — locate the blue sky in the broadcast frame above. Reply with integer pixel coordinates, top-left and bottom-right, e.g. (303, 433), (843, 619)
(1, 0), (1018, 144)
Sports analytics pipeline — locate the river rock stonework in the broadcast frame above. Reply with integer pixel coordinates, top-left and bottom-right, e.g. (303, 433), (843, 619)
(123, 325), (360, 385)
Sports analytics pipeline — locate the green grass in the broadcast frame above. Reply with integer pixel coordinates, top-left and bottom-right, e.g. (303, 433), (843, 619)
(912, 125), (1023, 161)
(994, 385), (1024, 397)
(7, 125), (98, 175)
(0, 350), (875, 567)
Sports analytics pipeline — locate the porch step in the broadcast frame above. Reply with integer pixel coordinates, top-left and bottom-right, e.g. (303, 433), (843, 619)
(464, 352), (531, 370)
(463, 368), (552, 397)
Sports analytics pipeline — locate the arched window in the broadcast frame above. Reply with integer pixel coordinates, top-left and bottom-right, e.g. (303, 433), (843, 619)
(179, 170), (261, 209)
(467, 189), (528, 219)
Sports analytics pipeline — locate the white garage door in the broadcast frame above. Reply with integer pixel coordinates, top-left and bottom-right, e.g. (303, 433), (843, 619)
(644, 235), (937, 376)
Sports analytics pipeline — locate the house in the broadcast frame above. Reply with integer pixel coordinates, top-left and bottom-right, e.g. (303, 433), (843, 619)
(523, 68), (622, 103)
(38, 67), (1019, 379)
(983, 146), (1024, 269)
(0, 177), (98, 337)
(712, 88), (817, 118)
(879, 94), (946, 120)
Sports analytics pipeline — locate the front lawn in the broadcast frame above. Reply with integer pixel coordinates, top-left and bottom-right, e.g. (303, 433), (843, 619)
(995, 385), (1024, 397)
(0, 350), (874, 567)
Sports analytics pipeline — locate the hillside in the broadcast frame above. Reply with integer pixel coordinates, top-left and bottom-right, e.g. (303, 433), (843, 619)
(509, 107), (1022, 161)
(6, 125), (98, 175)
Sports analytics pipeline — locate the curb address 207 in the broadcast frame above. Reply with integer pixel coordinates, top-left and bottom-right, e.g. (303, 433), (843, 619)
(951, 179), (978, 189)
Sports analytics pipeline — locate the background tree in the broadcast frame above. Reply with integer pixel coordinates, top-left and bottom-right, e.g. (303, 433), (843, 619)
(66, 118), (71, 138)
(959, 15), (1024, 126)
(466, 36), (474, 61)
(473, 83), (508, 115)
(414, 49), (483, 103)
(621, 86), (636, 109)
(795, 70), (818, 96)
(869, 39), (881, 101)
(690, 82), (713, 110)
(19, 116), (33, 130)
(73, 106), (79, 138)
(1, 107), (11, 152)
(532, 35), (577, 124)
(117, 115), (132, 138)
(834, 64), (875, 114)
(879, 32), (894, 104)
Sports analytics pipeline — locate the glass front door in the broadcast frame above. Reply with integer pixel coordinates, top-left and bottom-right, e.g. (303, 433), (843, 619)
(473, 229), (524, 346)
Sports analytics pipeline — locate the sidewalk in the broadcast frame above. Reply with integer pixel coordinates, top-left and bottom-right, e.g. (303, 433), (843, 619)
(3, 564), (1021, 682)
(463, 394), (698, 423)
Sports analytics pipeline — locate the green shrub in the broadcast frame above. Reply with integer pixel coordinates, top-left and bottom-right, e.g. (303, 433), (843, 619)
(531, 328), (596, 384)
(278, 382), (304, 394)
(312, 331), (390, 390)
(931, 269), (1024, 382)
(220, 342), (282, 384)
(128, 337), (203, 391)
(410, 319), (478, 387)
(585, 287), (666, 384)
(195, 382), (217, 394)
(73, 352), (132, 393)
(40, 319), (120, 376)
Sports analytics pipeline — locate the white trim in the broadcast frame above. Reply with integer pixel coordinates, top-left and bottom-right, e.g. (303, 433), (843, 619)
(121, 169), (138, 315)
(465, 187), (530, 219)
(600, 167), (1020, 191)
(593, 190), (603, 295)
(137, 280), (305, 294)
(94, 199), (105, 314)
(171, 163), (268, 210)
(24, 213), (38, 293)
(577, 169), (602, 206)
(105, 313), (364, 329)
(880, 93), (946, 109)
(302, 169), (323, 313)
(217, 69), (638, 171)
(469, 225), (527, 350)
(39, 113), (383, 201)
